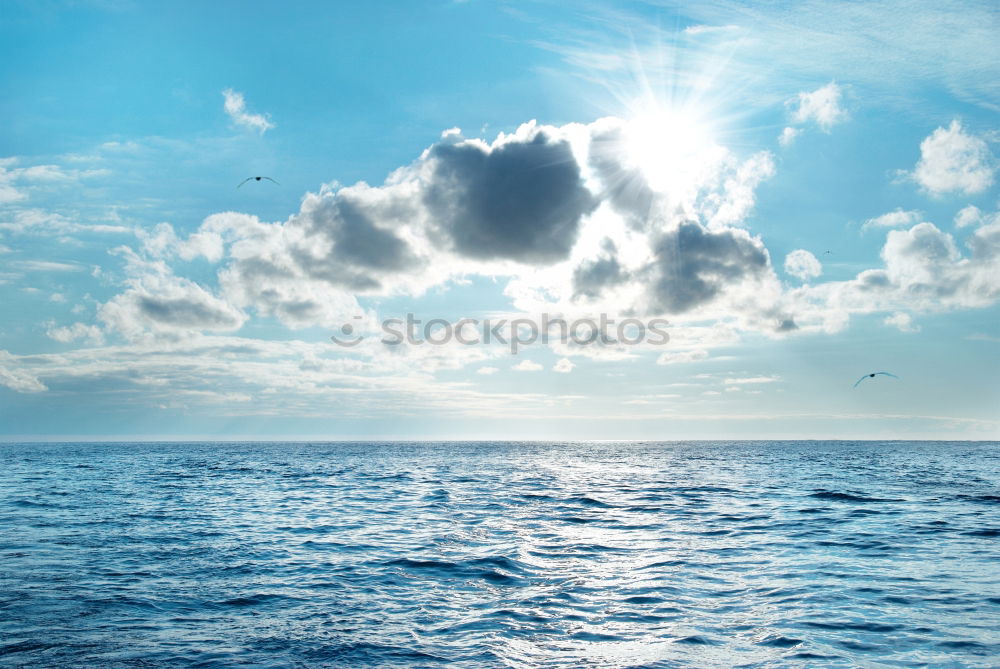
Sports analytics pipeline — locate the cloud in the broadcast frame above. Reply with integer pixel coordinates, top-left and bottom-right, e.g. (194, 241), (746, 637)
(222, 89), (274, 134)
(87, 111), (998, 362)
(0, 350), (47, 393)
(646, 222), (771, 314)
(912, 120), (994, 195)
(424, 123), (596, 263)
(47, 322), (105, 345)
(553, 358), (575, 373)
(778, 127), (800, 147)
(128, 116), (790, 342)
(0, 158), (108, 205)
(724, 375), (779, 384)
(476, 366), (499, 375)
(9, 260), (85, 272)
(585, 116), (773, 231)
(0, 334), (584, 421)
(784, 249), (822, 281)
(573, 245), (627, 299)
(884, 312), (920, 332)
(138, 222), (225, 262)
(864, 209), (922, 229)
(0, 208), (130, 236)
(0, 158), (27, 203)
(541, 1), (1000, 119)
(101, 279), (246, 338)
(789, 82), (847, 131)
(794, 219), (1000, 325)
(656, 349), (709, 364)
(514, 360), (543, 371)
(98, 248), (247, 339)
(955, 205), (983, 228)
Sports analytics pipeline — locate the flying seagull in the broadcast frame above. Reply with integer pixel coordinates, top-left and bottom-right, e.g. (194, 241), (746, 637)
(237, 176), (280, 188)
(853, 371), (899, 388)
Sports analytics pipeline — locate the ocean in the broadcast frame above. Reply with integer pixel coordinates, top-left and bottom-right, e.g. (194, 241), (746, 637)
(1, 440), (998, 668)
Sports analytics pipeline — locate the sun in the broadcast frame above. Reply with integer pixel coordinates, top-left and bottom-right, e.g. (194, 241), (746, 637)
(622, 103), (726, 201)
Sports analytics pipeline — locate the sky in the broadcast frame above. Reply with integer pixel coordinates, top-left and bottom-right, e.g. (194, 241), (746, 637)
(1, 0), (998, 440)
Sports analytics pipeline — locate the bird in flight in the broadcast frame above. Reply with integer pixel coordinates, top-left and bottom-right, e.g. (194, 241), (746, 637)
(237, 176), (280, 188)
(854, 371), (899, 388)
(823, 250), (832, 255)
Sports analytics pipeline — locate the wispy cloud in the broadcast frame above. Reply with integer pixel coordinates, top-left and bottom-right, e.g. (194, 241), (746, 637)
(656, 349), (709, 365)
(533, 0), (1000, 115)
(0, 157), (107, 204)
(9, 260), (86, 272)
(222, 88), (274, 134)
(724, 376), (780, 385)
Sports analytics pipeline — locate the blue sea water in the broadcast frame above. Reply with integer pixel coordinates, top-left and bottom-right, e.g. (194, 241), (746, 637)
(1, 441), (998, 668)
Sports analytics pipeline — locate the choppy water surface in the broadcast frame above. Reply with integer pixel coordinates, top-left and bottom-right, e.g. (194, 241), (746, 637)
(1, 441), (998, 668)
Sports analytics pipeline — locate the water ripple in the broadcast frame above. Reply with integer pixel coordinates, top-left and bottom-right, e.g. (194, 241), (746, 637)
(1, 440), (998, 668)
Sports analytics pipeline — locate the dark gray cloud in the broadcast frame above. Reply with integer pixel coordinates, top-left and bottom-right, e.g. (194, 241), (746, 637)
(424, 130), (596, 263)
(137, 295), (244, 329)
(573, 240), (629, 299)
(647, 222), (770, 313)
(854, 269), (891, 291)
(289, 192), (418, 291)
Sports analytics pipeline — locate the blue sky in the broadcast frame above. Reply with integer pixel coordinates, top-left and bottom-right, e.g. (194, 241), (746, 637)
(1, 0), (998, 440)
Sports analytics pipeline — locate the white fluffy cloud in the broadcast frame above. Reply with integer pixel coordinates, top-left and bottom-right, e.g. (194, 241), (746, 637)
(553, 358), (575, 373)
(514, 359), (543, 372)
(778, 127), (800, 146)
(784, 249), (822, 281)
(912, 120), (994, 195)
(68, 114), (1000, 372)
(790, 82), (847, 131)
(123, 118), (788, 343)
(222, 89), (274, 134)
(98, 247), (246, 339)
(952, 205), (1000, 232)
(793, 219), (1000, 329)
(954, 205), (983, 228)
(864, 209), (922, 229)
